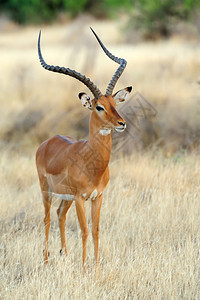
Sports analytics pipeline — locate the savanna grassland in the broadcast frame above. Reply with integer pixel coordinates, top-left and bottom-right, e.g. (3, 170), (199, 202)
(1, 16), (200, 299)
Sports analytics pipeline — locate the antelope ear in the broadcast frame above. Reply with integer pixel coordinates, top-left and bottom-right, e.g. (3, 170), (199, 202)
(113, 86), (132, 104)
(78, 93), (93, 110)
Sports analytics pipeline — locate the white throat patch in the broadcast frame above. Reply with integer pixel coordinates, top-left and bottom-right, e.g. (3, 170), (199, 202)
(99, 129), (111, 136)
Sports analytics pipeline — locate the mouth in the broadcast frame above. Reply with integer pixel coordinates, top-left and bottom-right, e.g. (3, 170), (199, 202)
(115, 124), (126, 133)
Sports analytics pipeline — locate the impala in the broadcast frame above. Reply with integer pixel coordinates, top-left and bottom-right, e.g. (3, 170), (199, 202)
(36, 27), (132, 270)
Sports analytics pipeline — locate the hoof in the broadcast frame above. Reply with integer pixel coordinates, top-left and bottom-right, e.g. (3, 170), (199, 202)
(60, 249), (67, 257)
(43, 250), (50, 256)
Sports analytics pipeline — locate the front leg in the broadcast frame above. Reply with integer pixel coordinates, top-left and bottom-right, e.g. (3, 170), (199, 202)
(91, 194), (103, 265)
(75, 196), (88, 272)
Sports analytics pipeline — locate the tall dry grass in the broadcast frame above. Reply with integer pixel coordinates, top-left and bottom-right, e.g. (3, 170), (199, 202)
(1, 151), (200, 299)
(1, 16), (200, 299)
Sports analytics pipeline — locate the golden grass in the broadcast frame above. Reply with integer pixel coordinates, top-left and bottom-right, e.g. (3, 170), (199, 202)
(1, 151), (200, 299)
(1, 17), (200, 299)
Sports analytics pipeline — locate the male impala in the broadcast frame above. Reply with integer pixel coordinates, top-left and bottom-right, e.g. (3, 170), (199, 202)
(36, 28), (132, 270)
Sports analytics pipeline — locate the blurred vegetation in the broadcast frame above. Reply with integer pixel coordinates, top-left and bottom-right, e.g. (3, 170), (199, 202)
(0, 0), (132, 24)
(0, 0), (199, 38)
(132, 0), (200, 39)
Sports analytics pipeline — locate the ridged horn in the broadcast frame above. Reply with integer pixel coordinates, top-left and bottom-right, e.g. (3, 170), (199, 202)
(90, 27), (127, 96)
(38, 30), (102, 99)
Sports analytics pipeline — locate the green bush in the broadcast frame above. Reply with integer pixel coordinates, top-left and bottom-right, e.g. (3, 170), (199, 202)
(63, 0), (88, 16)
(2, 0), (61, 24)
(0, 0), (133, 24)
(132, 0), (200, 38)
(0, 0), (199, 28)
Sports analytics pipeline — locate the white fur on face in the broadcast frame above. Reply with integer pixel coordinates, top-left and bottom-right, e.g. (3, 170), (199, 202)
(96, 104), (106, 111)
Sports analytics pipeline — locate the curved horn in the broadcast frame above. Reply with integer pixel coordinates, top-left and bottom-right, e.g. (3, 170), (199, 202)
(38, 31), (102, 99)
(90, 27), (127, 96)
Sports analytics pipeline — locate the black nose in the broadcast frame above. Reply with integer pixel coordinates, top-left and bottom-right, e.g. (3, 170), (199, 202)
(118, 121), (126, 126)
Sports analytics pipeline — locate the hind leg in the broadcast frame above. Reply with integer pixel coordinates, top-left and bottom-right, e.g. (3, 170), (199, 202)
(39, 176), (52, 263)
(43, 190), (52, 263)
(91, 194), (103, 266)
(57, 200), (73, 256)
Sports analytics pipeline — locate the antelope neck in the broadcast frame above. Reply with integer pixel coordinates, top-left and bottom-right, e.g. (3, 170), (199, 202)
(88, 112), (112, 160)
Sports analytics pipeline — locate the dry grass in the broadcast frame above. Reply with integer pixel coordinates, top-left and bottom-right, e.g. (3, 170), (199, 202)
(1, 16), (200, 299)
(1, 151), (200, 299)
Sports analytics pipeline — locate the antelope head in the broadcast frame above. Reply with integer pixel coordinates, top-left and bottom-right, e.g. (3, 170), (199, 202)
(38, 27), (132, 135)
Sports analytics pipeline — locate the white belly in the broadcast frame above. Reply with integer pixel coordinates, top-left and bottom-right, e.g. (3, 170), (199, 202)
(52, 193), (75, 201)
(52, 190), (102, 201)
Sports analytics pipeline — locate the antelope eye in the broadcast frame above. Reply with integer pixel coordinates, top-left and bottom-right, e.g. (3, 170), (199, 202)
(96, 105), (105, 112)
